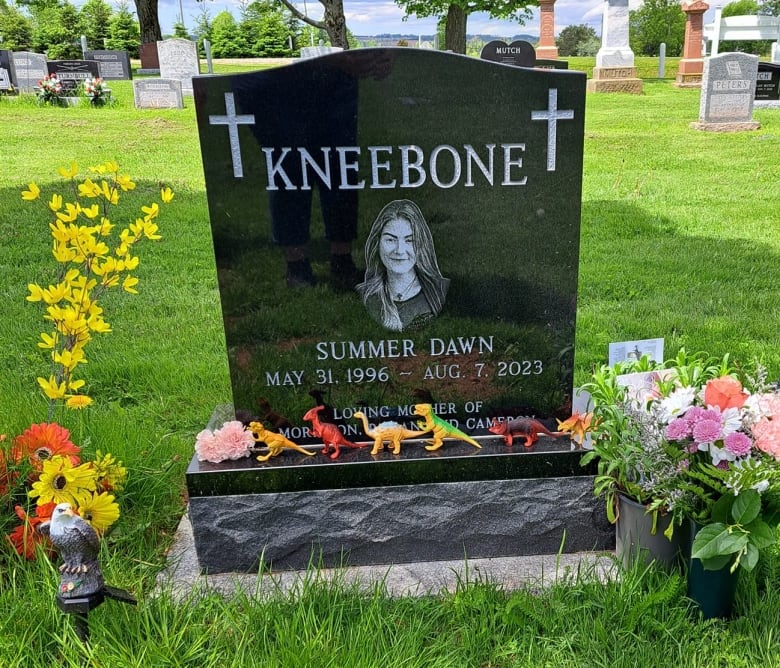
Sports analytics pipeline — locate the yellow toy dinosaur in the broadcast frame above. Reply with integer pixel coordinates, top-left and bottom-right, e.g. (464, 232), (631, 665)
(413, 403), (481, 451)
(352, 411), (428, 455)
(248, 422), (317, 461)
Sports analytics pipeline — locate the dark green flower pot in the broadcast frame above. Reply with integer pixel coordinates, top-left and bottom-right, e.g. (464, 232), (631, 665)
(687, 523), (739, 619)
(615, 494), (690, 570)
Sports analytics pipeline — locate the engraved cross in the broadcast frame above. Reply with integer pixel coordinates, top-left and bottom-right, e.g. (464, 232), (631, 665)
(209, 92), (255, 178)
(531, 88), (574, 172)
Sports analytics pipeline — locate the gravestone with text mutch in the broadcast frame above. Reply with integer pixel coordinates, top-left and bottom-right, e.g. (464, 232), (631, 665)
(755, 61), (780, 107)
(189, 48), (610, 573)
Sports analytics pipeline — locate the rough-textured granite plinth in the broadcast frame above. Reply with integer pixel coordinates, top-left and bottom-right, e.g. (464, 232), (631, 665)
(675, 73), (703, 88)
(587, 67), (643, 94)
(188, 474), (612, 573)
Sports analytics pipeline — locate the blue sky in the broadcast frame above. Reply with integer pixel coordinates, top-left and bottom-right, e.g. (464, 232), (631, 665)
(156, 0), (729, 39)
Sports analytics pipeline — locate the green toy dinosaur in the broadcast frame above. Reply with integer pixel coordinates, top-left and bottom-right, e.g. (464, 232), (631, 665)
(413, 403), (481, 451)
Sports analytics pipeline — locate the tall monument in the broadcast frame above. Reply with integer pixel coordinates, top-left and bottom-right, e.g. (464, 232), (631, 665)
(536, 0), (559, 60)
(587, 0), (643, 94)
(676, 1), (709, 87)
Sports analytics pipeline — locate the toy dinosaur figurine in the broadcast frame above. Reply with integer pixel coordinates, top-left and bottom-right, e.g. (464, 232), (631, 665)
(248, 421), (317, 461)
(352, 411), (428, 455)
(302, 405), (366, 460)
(488, 417), (564, 448)
(556, 412), (596, 449)
(413, 403), (481, 451)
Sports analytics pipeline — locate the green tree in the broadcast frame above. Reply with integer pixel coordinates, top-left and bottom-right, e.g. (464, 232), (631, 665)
(32, 1), (82, 58)
(210, 10), (245, 57)
(192, 5), (213, 56)
(239, 0), (292, 56)
(79, 0), (113, 50)
(759, 0), (780, 14)
(0, 2), (33, 49)
(395, 0), (536, 54)
(556, 24), (597, 57)
(105, 0), (140, 56)
(629, 0), (685, 57)
(576, 34), (600, 57)
(172, 20), (189, 38)
(720, 0), (770, 55)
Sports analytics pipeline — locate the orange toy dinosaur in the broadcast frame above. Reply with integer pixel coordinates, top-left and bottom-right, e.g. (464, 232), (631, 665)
(302, 405), (366, 460)
(248, 421), (317, 461)
(487, 417), (564, 448)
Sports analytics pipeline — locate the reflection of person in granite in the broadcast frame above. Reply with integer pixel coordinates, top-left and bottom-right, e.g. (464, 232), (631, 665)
(357, 200), (449, 331)
(233, 63), (360, 290)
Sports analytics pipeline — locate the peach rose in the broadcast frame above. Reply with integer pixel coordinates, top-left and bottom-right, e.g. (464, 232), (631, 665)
(704, 376), (748, 411)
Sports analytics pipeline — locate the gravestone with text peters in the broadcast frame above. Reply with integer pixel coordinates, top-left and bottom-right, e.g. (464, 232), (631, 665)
(11, 51), (47, 92)
(189, 48), (610, 573)
(692, 52), (760, 131)
(84, 50), (132, 80)
(157, 38), (200, 95)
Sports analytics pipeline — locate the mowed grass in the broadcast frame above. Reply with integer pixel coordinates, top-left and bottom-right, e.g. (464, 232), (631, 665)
(1, 58), (780, 666)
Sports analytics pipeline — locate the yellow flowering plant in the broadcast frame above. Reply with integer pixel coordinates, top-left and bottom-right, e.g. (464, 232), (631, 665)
(2, 161), (172, 561)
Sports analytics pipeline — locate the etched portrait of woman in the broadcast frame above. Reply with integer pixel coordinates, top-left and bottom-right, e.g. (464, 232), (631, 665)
(356, 199), (449, 331)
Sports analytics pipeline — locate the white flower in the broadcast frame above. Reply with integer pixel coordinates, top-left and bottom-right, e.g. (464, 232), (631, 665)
(719, 406), (742, 436)
(701, 443), (736, 466)
(752, 479), (770, 494)
(656, 386), (696, 424)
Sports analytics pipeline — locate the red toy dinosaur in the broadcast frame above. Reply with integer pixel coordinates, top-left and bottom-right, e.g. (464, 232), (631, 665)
(488, 417), (564, 448)
(302, 405), (366, 460)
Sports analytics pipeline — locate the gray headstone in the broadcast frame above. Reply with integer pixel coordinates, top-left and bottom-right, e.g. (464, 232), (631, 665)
(0, 50), (16, 92)
(84, 50), (132, 80)
(698, 53), (759, 124)
(479, 40), (536, 67)
(133, 78), (184, 108)
(11, 51), (47, 93)
(157, 38), (200, 94)
(46, 59), (101, 93)
(596, 0), (635, 68)
(300, 45), (343, 59)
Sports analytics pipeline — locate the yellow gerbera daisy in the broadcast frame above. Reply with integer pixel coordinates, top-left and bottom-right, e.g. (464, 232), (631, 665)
(66, 395), (93, 410)
(28, 455), (97, 506)
(76, 491), (120, 532)
(92, 450), (127, 491)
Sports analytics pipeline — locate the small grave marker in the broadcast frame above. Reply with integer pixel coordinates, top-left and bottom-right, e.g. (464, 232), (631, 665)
(84, 50), (132, 80)
(692, 52), (760, 131)
(0, 49), (16, 92)
(157, 38), (200, 94)
(46, 59), (100, 92)
(133, 78), (184, 108)
(479, 40), (536, 67)
(755, 61), (780, 107)
(11, 51), (47, 92)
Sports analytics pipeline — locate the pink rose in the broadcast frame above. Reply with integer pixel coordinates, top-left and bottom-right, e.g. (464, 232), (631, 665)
(704, 376), (748, 411)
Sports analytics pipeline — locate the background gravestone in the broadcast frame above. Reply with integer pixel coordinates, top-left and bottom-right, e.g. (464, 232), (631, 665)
(11, 51), (47, 92)
(46, 59), (100, 92)
(84, 50), (132, 80)
(755, 61), (780, 107)
(692, 52), (760, 131)
(133, 78), (183, 108)
(588, 0), (643, 94)
(157, 38), (200, 94)
(189, 49), (609, 573)
(479, 40), (536, 67)
(0, 50), (16, 92)
(300, 45), (344, 59)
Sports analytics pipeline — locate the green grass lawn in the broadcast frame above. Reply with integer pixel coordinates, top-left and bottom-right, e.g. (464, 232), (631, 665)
(1, 60), (780, 666)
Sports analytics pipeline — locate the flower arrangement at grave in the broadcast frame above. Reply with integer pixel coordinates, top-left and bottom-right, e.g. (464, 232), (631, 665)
(3, 161), (175, 560)
(36, 74), (64, 105)
(82, 76), (109, 106)
(582, 350), (780, 572)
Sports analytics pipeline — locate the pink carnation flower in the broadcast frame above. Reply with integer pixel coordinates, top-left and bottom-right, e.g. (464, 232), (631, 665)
(684, 406), (706, 427)
(724, 432), (752, 457)
(693, 419), (722, 444)
(753, 419), (780, 461)
(195, 421), (254, 463)
(666, 418), (691, 440)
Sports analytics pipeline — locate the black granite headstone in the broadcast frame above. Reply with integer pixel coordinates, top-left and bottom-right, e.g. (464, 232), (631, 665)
(47, 60), (100, 92)
(0, 50), (16, 92)
(84, 50), (132, 80)
(480, 40), (536, 67)
(756, 61), (780, 101)
(189, 49), (605, 572)
(535, 58), (569, 70)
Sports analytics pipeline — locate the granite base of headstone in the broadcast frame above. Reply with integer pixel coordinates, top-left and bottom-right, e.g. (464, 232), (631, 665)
(754, 61), (780, 108)
(535, 59), (569, 70)
(586, 66), (643, 94)
(133, 78), (183, 108)
(691, 52), (760, 132)
(187, 445), (611, 573)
